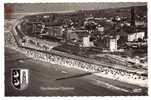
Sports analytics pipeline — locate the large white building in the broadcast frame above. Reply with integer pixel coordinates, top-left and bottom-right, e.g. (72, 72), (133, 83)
(128, 32), (145, 41)
(109, 38), (117, 52)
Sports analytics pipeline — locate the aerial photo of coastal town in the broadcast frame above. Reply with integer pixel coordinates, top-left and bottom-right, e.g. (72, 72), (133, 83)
(4, 3), (148, 96)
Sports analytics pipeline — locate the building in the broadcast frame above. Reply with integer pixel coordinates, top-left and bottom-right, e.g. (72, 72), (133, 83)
(109, 38), (117, 52)
(128, 32), (145, 41)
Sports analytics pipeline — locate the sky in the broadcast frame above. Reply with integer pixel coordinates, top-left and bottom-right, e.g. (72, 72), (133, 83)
(5, 2), (147, 13)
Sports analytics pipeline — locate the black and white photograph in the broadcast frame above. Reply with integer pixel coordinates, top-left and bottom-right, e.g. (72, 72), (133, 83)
(4, 2), (148, 96)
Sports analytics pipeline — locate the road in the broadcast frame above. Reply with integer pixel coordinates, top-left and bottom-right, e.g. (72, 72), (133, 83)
(5, 47), (147, 96)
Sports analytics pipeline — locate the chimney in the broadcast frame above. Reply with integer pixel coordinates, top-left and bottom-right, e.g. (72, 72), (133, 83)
(131, 7), (135, 27)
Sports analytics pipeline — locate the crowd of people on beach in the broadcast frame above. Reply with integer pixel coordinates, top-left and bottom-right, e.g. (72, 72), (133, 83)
(23, 48), (147, 82)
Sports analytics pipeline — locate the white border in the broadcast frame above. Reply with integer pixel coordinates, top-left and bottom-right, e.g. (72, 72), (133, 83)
(3, 0), (149, 3)
(0, 0), (4, 98)
(1, 0), (151, 100)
